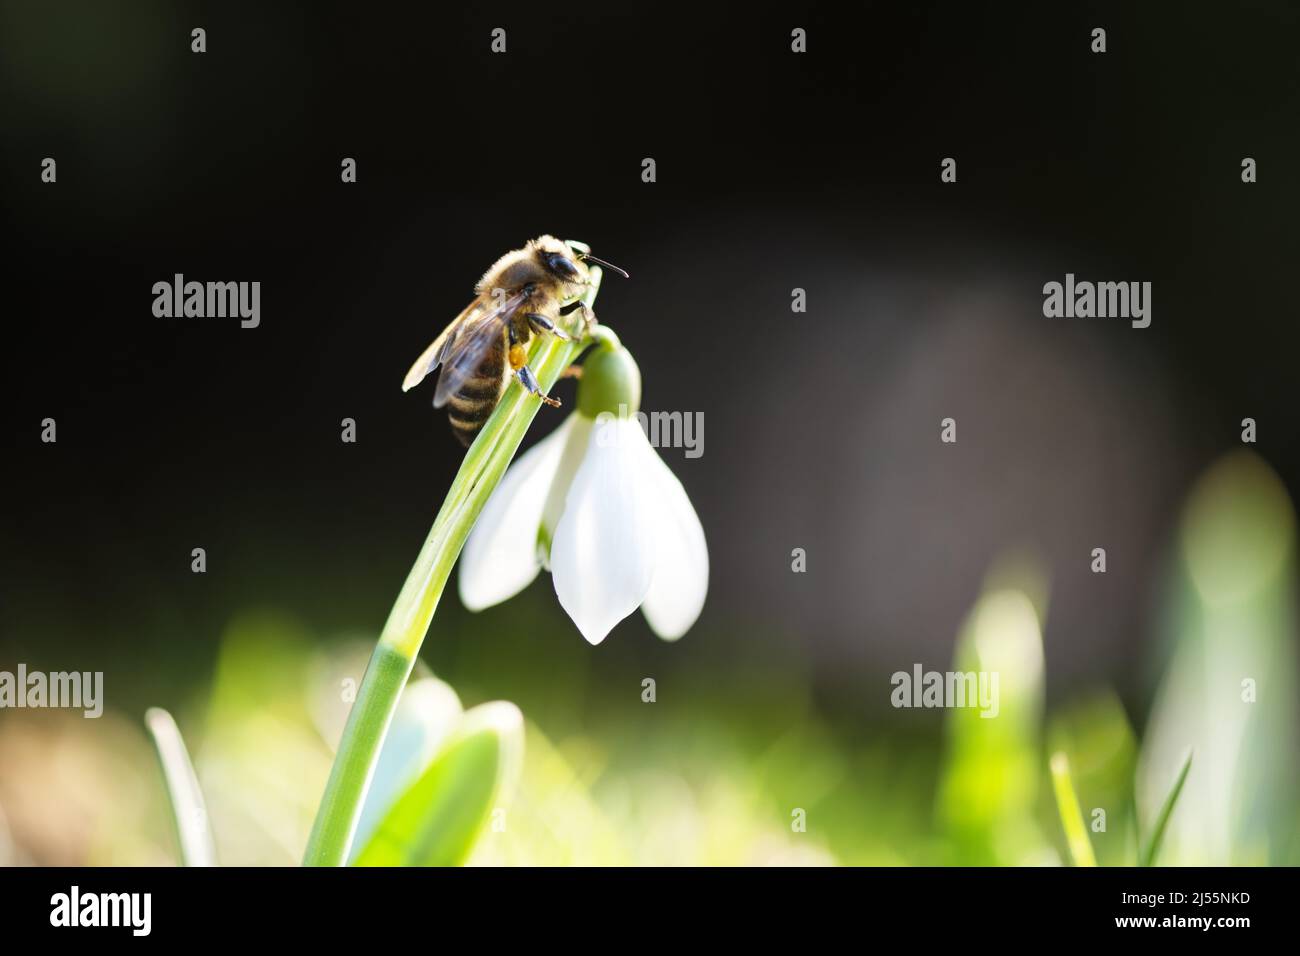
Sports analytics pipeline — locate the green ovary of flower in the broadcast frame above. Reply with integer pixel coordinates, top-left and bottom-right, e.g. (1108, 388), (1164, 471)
(577, 332), (642, 418)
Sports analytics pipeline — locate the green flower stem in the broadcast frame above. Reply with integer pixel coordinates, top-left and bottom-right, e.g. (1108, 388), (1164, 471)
(301, 268), (604, 867)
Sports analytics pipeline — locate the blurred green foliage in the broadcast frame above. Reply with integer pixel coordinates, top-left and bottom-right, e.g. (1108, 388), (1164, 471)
(0, 451), (1296, 866)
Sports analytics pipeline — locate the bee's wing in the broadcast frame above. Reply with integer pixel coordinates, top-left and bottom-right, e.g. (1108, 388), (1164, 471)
(401, 334), (452, 392)
(431, 290), (528, 408)
(401, 300), (481, 393)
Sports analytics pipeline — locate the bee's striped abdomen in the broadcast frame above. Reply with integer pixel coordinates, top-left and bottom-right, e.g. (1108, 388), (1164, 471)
(446, 338), (508, 447)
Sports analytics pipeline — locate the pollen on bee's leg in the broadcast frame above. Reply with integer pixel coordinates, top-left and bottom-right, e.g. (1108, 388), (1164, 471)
(508, 344), (527, 369)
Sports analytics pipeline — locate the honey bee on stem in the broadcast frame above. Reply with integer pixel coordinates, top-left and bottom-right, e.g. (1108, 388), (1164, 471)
(402, 236), (627, 446)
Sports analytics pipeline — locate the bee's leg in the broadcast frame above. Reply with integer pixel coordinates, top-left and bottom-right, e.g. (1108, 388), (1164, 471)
(560, 365), (583, 380)
(508, 330), (561, 408)
(558, 301), (597, 337)
(525, 312), (570, 341)
(514, 361), (562, 408)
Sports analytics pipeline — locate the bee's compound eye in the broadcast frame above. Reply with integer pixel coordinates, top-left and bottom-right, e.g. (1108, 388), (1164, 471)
(546, 253), (581, 279)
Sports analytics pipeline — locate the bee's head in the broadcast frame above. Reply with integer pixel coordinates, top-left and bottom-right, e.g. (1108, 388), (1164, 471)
(532, 235), (586, 283)
(532, 235), (629, 283)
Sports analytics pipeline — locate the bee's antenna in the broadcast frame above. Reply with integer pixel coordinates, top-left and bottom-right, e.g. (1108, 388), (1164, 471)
(579, 253), (629, 279)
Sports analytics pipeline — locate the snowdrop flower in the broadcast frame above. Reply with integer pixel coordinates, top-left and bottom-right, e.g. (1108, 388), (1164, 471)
(459, 332), (707, 645)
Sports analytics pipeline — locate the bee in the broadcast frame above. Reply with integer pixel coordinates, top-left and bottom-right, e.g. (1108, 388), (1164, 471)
(402, 236), (628, 446)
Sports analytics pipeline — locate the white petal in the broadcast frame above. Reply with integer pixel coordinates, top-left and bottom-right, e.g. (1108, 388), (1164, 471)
(538, 414), (595, 570)
(551, 418), (657, 645)
(458, 416), (572, 611)
(640, 444), (709, 640)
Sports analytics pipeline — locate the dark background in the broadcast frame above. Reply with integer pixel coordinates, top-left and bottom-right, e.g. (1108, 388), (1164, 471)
(1, 1), (1298, 723)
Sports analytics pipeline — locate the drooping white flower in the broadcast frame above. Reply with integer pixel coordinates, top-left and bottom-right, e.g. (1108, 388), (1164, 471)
(458, 339), (707, 645)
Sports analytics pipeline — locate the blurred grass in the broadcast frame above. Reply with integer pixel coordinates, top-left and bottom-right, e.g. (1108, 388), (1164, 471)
(1049, 752), (1096, 866)
(937, 588), (1048, 865)
(1, 451), (1297, 866)
(1047, 692), (1138, 866)
(1138, 451), (1298, 865)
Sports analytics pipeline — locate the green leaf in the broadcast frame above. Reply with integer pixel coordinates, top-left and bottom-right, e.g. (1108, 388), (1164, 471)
(1140, 749), (1193, 867)
(145, 707), (217, 867)
(349, 677), (463, 861)
(353, 702), (523, 866)
(1049, 752), (1096, 867)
